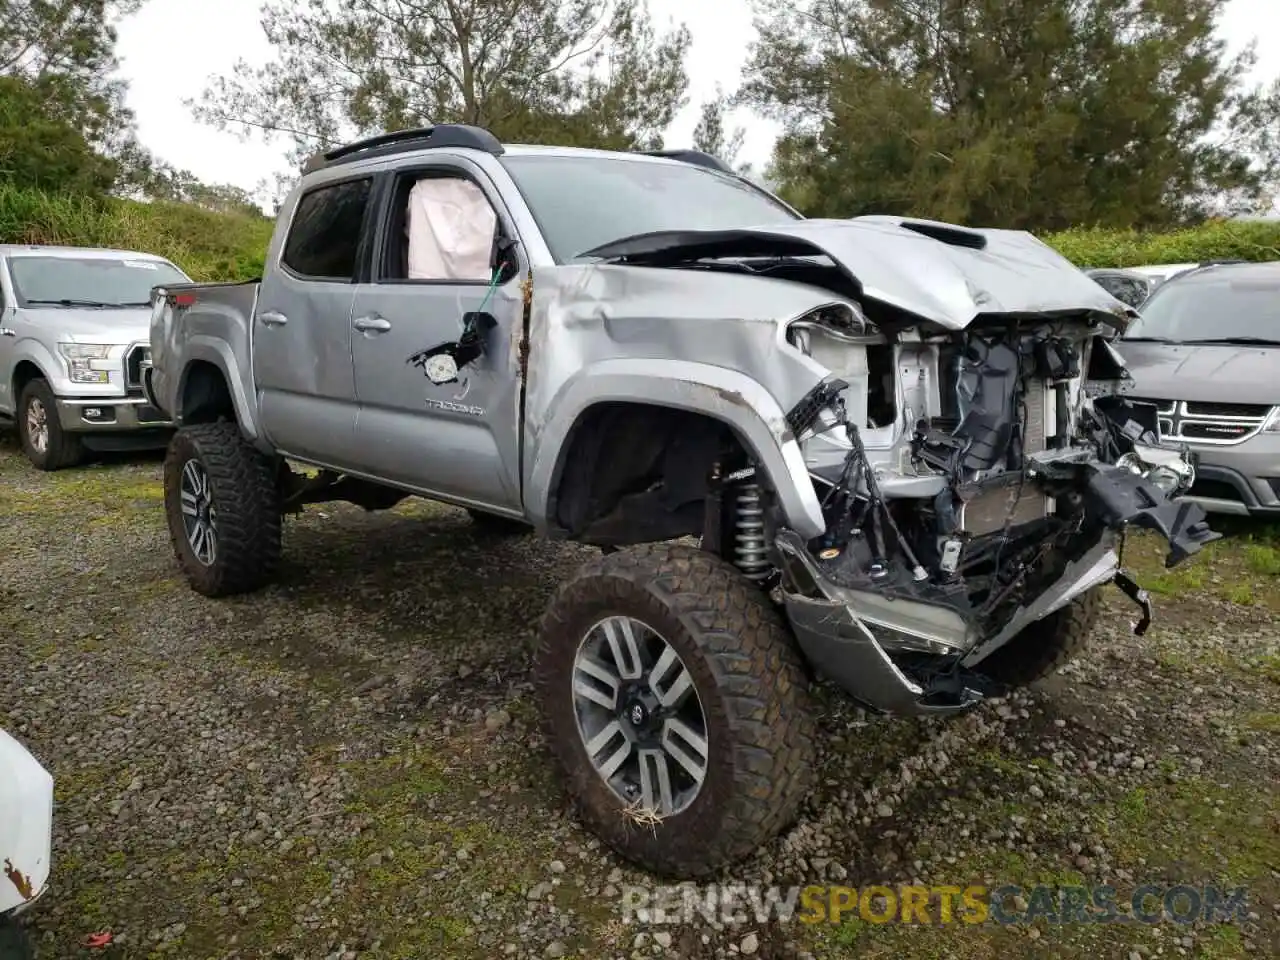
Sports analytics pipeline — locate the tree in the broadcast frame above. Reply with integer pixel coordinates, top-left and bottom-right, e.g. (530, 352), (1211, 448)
(191, 0), (692, 166)
(138, 162), (268, 218)
(0, 1), (143, 158)
(691, 84), (745, 168)
(740, 0), (1280, 230)
(0, 74), (116, 193)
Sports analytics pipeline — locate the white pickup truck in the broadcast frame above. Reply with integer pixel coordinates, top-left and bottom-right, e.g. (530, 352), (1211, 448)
(0, 245), (190, 470)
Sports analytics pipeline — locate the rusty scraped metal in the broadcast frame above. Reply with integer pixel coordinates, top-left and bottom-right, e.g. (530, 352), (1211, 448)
(3, 857), (33, 900)
(518, 269), (533, 381)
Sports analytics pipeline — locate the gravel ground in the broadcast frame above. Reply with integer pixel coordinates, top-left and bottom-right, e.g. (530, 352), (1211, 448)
(1, 432), (1277, 960)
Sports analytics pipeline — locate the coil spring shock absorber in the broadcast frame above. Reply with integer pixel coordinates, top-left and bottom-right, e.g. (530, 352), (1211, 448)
(732, 481), (770, 581)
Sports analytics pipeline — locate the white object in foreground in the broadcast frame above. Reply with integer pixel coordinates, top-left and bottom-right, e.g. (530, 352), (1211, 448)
(0, 728), (53, 916)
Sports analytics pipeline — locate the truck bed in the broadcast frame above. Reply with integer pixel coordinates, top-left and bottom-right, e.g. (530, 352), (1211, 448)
(148, 279), (262, 425)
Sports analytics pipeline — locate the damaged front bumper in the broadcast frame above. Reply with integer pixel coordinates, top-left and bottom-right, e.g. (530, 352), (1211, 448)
(772, 451), (1219, 716)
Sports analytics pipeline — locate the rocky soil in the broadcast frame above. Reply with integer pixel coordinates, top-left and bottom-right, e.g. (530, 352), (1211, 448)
(1, 434), (1277, 959)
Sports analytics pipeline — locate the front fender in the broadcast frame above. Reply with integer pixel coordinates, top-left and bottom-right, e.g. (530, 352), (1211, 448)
(8, 338), (65, 395)
(175, 337), (260, 441)
(525, 358), (827, 539)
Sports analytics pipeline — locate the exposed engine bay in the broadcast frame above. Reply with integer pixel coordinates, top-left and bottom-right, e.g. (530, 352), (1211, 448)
(762, 301), (1218, 713)
(553, 218), (1224, 717)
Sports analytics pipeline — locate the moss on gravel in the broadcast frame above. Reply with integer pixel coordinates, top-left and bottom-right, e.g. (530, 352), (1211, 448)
(1, 437), (1277, 959)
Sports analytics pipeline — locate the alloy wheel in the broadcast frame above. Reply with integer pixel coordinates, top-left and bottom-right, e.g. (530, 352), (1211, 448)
(25, 397), (49, 454)
(179, 459), (218, 566)
(571, 615), (710, 817)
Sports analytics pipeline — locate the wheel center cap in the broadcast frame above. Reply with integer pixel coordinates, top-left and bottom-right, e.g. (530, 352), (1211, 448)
(625, 699), (649, 730)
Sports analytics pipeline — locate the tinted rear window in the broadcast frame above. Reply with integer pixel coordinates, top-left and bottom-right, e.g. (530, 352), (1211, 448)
(282, 178), (373, 280)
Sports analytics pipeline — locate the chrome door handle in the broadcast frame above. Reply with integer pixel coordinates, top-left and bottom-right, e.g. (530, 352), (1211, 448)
(259, 310), (288, 327)
(353, 314), (391, 333)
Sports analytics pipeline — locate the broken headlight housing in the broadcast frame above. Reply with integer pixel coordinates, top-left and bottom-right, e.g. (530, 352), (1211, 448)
(1115, 442), (1196, 496)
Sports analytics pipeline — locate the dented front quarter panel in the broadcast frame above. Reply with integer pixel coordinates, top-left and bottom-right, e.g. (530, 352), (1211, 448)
(0, 729), (53, 915)
(521, 264), (842, 538)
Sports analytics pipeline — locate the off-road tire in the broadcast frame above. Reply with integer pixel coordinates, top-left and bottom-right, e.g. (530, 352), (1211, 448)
(533, 543), (817, 878)
(977, 587), (1102, 687)
(17, 378), (82, 471)
(465, 507), (531, 536)
(164, 421), (281, 598)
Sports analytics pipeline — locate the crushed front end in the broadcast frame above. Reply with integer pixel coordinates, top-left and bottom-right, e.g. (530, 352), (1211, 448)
(771, 304), (1219, 716)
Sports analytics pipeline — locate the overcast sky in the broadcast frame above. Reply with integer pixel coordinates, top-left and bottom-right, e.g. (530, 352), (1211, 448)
(116, 0), (1280, 198)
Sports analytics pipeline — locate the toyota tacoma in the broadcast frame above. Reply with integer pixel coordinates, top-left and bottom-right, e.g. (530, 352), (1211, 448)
(144, 125), (1218, 878)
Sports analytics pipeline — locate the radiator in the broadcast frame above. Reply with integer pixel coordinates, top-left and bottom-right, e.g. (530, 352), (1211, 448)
(959, 379), (1053, 536)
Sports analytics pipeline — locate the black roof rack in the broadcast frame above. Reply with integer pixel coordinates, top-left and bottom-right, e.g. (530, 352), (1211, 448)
(641, 149), (735, 174)
(302, 124), (503, 174)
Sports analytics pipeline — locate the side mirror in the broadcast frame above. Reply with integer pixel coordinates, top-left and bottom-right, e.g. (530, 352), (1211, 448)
(490, 231), (520, 284)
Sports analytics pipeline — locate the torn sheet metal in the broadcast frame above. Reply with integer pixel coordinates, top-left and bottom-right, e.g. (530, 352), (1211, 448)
(581, 216), (1136, 333)
(519, 262), (841, 537)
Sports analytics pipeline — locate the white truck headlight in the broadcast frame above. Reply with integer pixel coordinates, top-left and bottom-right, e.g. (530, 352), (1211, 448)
(58, 342), (114, 384)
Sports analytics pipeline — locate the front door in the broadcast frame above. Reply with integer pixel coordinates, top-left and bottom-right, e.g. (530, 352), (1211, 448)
(348, 164), (523, 511)
(252, 175), (374, 470)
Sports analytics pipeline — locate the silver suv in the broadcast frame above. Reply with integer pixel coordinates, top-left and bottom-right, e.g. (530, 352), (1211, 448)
(1115, 260), (1280, 518)
(0, 245), (188, 469)
(145, 125), (1218, 878)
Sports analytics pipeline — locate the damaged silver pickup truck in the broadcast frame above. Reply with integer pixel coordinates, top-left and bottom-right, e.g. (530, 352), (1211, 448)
(145, 125), (1218, 879)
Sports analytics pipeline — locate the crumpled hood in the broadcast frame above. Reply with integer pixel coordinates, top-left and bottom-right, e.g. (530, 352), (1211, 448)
(15, 306), (152, 346)
(1114, 340), (1280, 405)
(580, 216), (1135, 332)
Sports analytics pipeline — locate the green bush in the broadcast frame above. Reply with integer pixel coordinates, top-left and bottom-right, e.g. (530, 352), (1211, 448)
(1043, 219), (1280, 268)
(2, 181), (1278, 283)
(0, 183), (272, 281)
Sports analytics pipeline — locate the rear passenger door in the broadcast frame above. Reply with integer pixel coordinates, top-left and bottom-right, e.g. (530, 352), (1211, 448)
(253, 176), (374, 470)
(347, 158), (525, 512)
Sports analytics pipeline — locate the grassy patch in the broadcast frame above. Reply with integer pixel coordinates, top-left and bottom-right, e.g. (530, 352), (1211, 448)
(1121, 530), (1280, 612)
(1103, 776), (1277, 884)
(1225, 583), (1256, 606)
(1244, 543), (1280, 577)
(0, 183), (271, 281)
(1243, 711), (1280, 732)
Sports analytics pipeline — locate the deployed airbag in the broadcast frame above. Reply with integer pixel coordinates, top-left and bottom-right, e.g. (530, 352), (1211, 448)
(406, 178), (496, 281)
